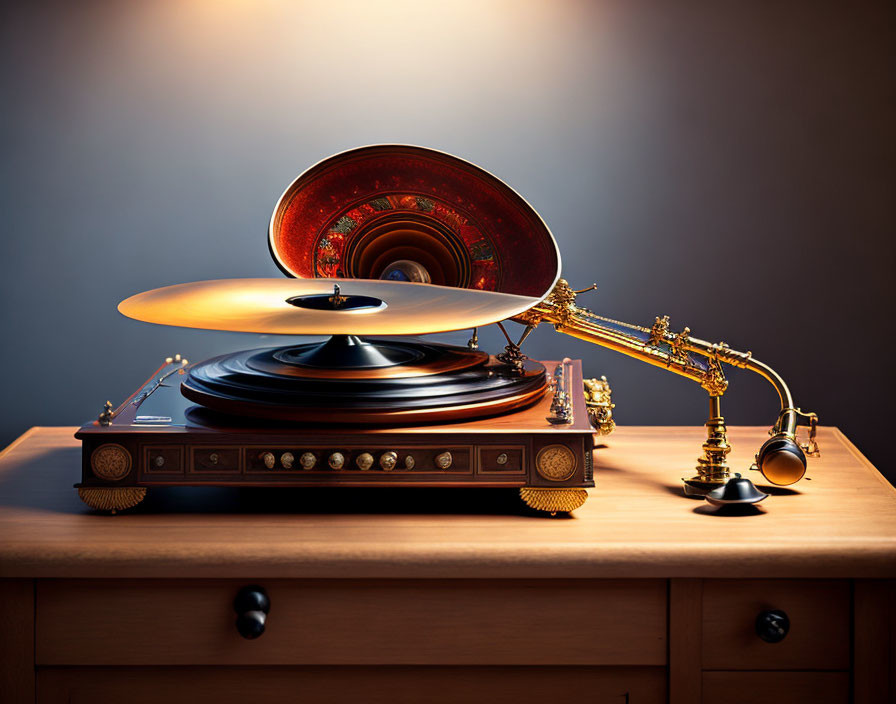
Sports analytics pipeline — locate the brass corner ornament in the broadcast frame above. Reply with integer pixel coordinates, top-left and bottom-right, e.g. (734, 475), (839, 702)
(98, 400), (114, 426)
(584, 376), (616, 435)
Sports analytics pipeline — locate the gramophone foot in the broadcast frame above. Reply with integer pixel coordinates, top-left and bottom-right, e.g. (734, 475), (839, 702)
(519, 487), (588, 514)
(77, 486), (147, 514)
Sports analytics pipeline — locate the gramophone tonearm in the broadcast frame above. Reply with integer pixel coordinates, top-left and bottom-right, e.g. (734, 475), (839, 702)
(512, 279), (819, 494)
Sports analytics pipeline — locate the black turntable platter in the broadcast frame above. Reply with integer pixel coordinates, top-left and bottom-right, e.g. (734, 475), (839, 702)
(181, 337), (547, 425)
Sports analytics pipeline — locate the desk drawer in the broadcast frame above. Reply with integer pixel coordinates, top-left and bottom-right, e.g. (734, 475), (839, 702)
(702, 579), (850, 670)
(36, 579), (667, 666)
(38, 665), (667, 704)
(703, 671), (849, 704)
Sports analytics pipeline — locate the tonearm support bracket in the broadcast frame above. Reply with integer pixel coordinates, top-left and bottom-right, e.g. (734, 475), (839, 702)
(584, 376), (616, 435)
(495, 321), (533, 373)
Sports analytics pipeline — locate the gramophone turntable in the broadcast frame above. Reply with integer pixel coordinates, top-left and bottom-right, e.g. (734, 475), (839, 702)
(75, 145), (819, 514)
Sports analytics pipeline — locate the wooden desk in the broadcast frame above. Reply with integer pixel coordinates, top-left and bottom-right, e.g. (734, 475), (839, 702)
(1, 426), (894, 703)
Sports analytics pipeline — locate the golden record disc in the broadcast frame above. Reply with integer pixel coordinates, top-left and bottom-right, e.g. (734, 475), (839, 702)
(117, 278), (541, 335)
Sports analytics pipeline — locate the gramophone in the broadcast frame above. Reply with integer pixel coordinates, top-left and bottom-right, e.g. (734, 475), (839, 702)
(75, 145), (818, 513)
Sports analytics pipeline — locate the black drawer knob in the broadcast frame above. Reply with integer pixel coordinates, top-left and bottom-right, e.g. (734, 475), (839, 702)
(234, 585), (270, 640)
(755, 609), (790, 643)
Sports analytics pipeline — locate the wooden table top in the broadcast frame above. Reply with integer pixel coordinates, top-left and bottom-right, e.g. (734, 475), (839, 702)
(0, 426), (893, 579)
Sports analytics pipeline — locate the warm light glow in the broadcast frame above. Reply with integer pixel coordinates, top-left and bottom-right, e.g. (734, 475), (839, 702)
(88, 0), (609, 138)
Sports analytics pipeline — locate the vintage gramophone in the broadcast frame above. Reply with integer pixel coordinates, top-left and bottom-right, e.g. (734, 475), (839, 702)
(76, 145), (818, 513)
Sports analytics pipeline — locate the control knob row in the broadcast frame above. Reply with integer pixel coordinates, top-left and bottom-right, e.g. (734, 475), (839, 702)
(257, 450), (452, 470)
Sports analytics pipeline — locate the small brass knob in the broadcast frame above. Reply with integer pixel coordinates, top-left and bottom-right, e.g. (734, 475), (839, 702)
(280, 452), (294, 469)
(496, 453), (508, 465)
(299, 452), (316, 470)
(435, 451), (453, 469)
(404, 455), (415, 470)
(328, 452), (345, 470)
(153, 455), (165, 468)
(209, 453), (219, 465)
(356, 452), (374, 471)
(261, 452), (275, 469)
(380, 451), (398, 471)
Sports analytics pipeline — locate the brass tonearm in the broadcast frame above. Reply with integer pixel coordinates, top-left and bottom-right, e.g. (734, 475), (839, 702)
(512, 280), (819, 494)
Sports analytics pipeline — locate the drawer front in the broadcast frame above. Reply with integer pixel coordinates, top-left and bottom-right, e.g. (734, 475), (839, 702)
(478, 446), (525, 474)
(702, 579), (850, 670)
(36, 579), (667, 666)
(702, 671), (849, 704)
(190, 446), (242, 473)
(38, 665), (667, 704)
(142, 445), (184, 475)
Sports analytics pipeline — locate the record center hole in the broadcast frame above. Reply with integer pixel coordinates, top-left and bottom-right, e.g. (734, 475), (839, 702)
(286, 289), (386, 312)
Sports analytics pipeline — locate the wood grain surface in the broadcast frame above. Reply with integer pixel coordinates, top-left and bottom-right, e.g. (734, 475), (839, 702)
(0, 580), (34, 703)
(36, 579), (666, 666)
(36, 666), (667, 704)
(853, 579), (896, 704)
(1, 426), (894, 579)
(702, 671), (850, 704)
(669, 579), (702, 704)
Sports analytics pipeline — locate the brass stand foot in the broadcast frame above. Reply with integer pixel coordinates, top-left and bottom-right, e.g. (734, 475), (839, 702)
(78, 486), (146, 513)
(519, 487), (588, 514)
(684, 395), (732, 495)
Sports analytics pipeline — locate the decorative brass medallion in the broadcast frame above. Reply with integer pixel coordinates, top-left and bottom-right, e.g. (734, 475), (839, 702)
(90, 443), (132, 481)
(535, 444), (577, 481)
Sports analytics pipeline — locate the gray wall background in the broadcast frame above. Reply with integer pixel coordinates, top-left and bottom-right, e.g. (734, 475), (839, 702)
(2, 1), (893, 481)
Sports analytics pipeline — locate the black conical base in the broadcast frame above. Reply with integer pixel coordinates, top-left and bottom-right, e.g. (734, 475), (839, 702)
(275, 335), (421, 369)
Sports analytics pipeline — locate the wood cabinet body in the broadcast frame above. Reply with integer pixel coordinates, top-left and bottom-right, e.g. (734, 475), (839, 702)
(1, 426), (894, 703)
